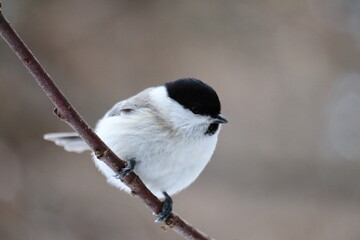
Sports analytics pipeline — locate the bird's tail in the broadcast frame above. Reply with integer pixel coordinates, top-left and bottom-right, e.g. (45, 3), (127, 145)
(43, 132), (90, 153)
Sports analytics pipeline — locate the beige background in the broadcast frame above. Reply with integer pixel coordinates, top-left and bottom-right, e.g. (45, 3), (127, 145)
(1, 0), (360, 239)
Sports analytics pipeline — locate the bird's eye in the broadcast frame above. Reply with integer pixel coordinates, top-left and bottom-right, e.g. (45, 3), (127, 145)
(191, 107), (200, 114)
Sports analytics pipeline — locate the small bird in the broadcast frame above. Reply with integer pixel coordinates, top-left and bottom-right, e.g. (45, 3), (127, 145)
(44, 78), (227, 222)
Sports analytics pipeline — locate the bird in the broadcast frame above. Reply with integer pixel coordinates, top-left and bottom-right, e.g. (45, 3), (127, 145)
(44, 78), (228, 222)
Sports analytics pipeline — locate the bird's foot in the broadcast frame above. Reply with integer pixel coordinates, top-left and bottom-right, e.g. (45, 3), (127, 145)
(154, 191), (173, 223)
(114, 158), (136, 178)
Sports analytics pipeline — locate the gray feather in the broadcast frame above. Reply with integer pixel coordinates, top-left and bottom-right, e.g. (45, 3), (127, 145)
(43, 132), (90, 153)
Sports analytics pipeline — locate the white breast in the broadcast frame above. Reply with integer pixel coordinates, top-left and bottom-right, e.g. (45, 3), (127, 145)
(92, 110), (219, 198)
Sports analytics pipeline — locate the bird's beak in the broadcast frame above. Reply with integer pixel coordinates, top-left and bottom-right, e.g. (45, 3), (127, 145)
(213, 114), (228, 124)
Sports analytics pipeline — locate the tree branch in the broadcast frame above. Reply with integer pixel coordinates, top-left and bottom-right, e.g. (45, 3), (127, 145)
(0, 4), (214, 240)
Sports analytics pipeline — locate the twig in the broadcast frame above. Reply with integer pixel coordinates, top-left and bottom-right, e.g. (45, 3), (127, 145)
(0, 4), (214, 240)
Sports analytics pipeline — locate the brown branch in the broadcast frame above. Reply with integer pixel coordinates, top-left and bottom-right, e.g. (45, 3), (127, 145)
(0, 4), (214, 240)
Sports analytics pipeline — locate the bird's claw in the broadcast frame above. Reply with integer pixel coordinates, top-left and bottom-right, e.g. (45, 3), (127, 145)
(114, 158), (136, 178)
(154, 191), (173, 223)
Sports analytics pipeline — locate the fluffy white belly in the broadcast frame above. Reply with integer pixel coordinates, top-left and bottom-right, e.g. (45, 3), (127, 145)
(93, 116), (219, 198)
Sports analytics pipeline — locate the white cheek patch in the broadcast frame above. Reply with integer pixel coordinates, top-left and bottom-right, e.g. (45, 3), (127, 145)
(149, 86), (211, 136)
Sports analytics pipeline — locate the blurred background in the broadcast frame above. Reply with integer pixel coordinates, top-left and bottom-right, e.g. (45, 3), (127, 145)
(1, 0), (360, 239)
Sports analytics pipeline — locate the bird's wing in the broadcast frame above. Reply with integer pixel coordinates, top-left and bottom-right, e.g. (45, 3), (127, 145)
(104, 89), (153, 118)
(44, 88), (153, 153)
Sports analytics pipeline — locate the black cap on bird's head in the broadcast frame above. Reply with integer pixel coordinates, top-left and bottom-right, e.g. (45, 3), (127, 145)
(165, 78), (228, 125)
